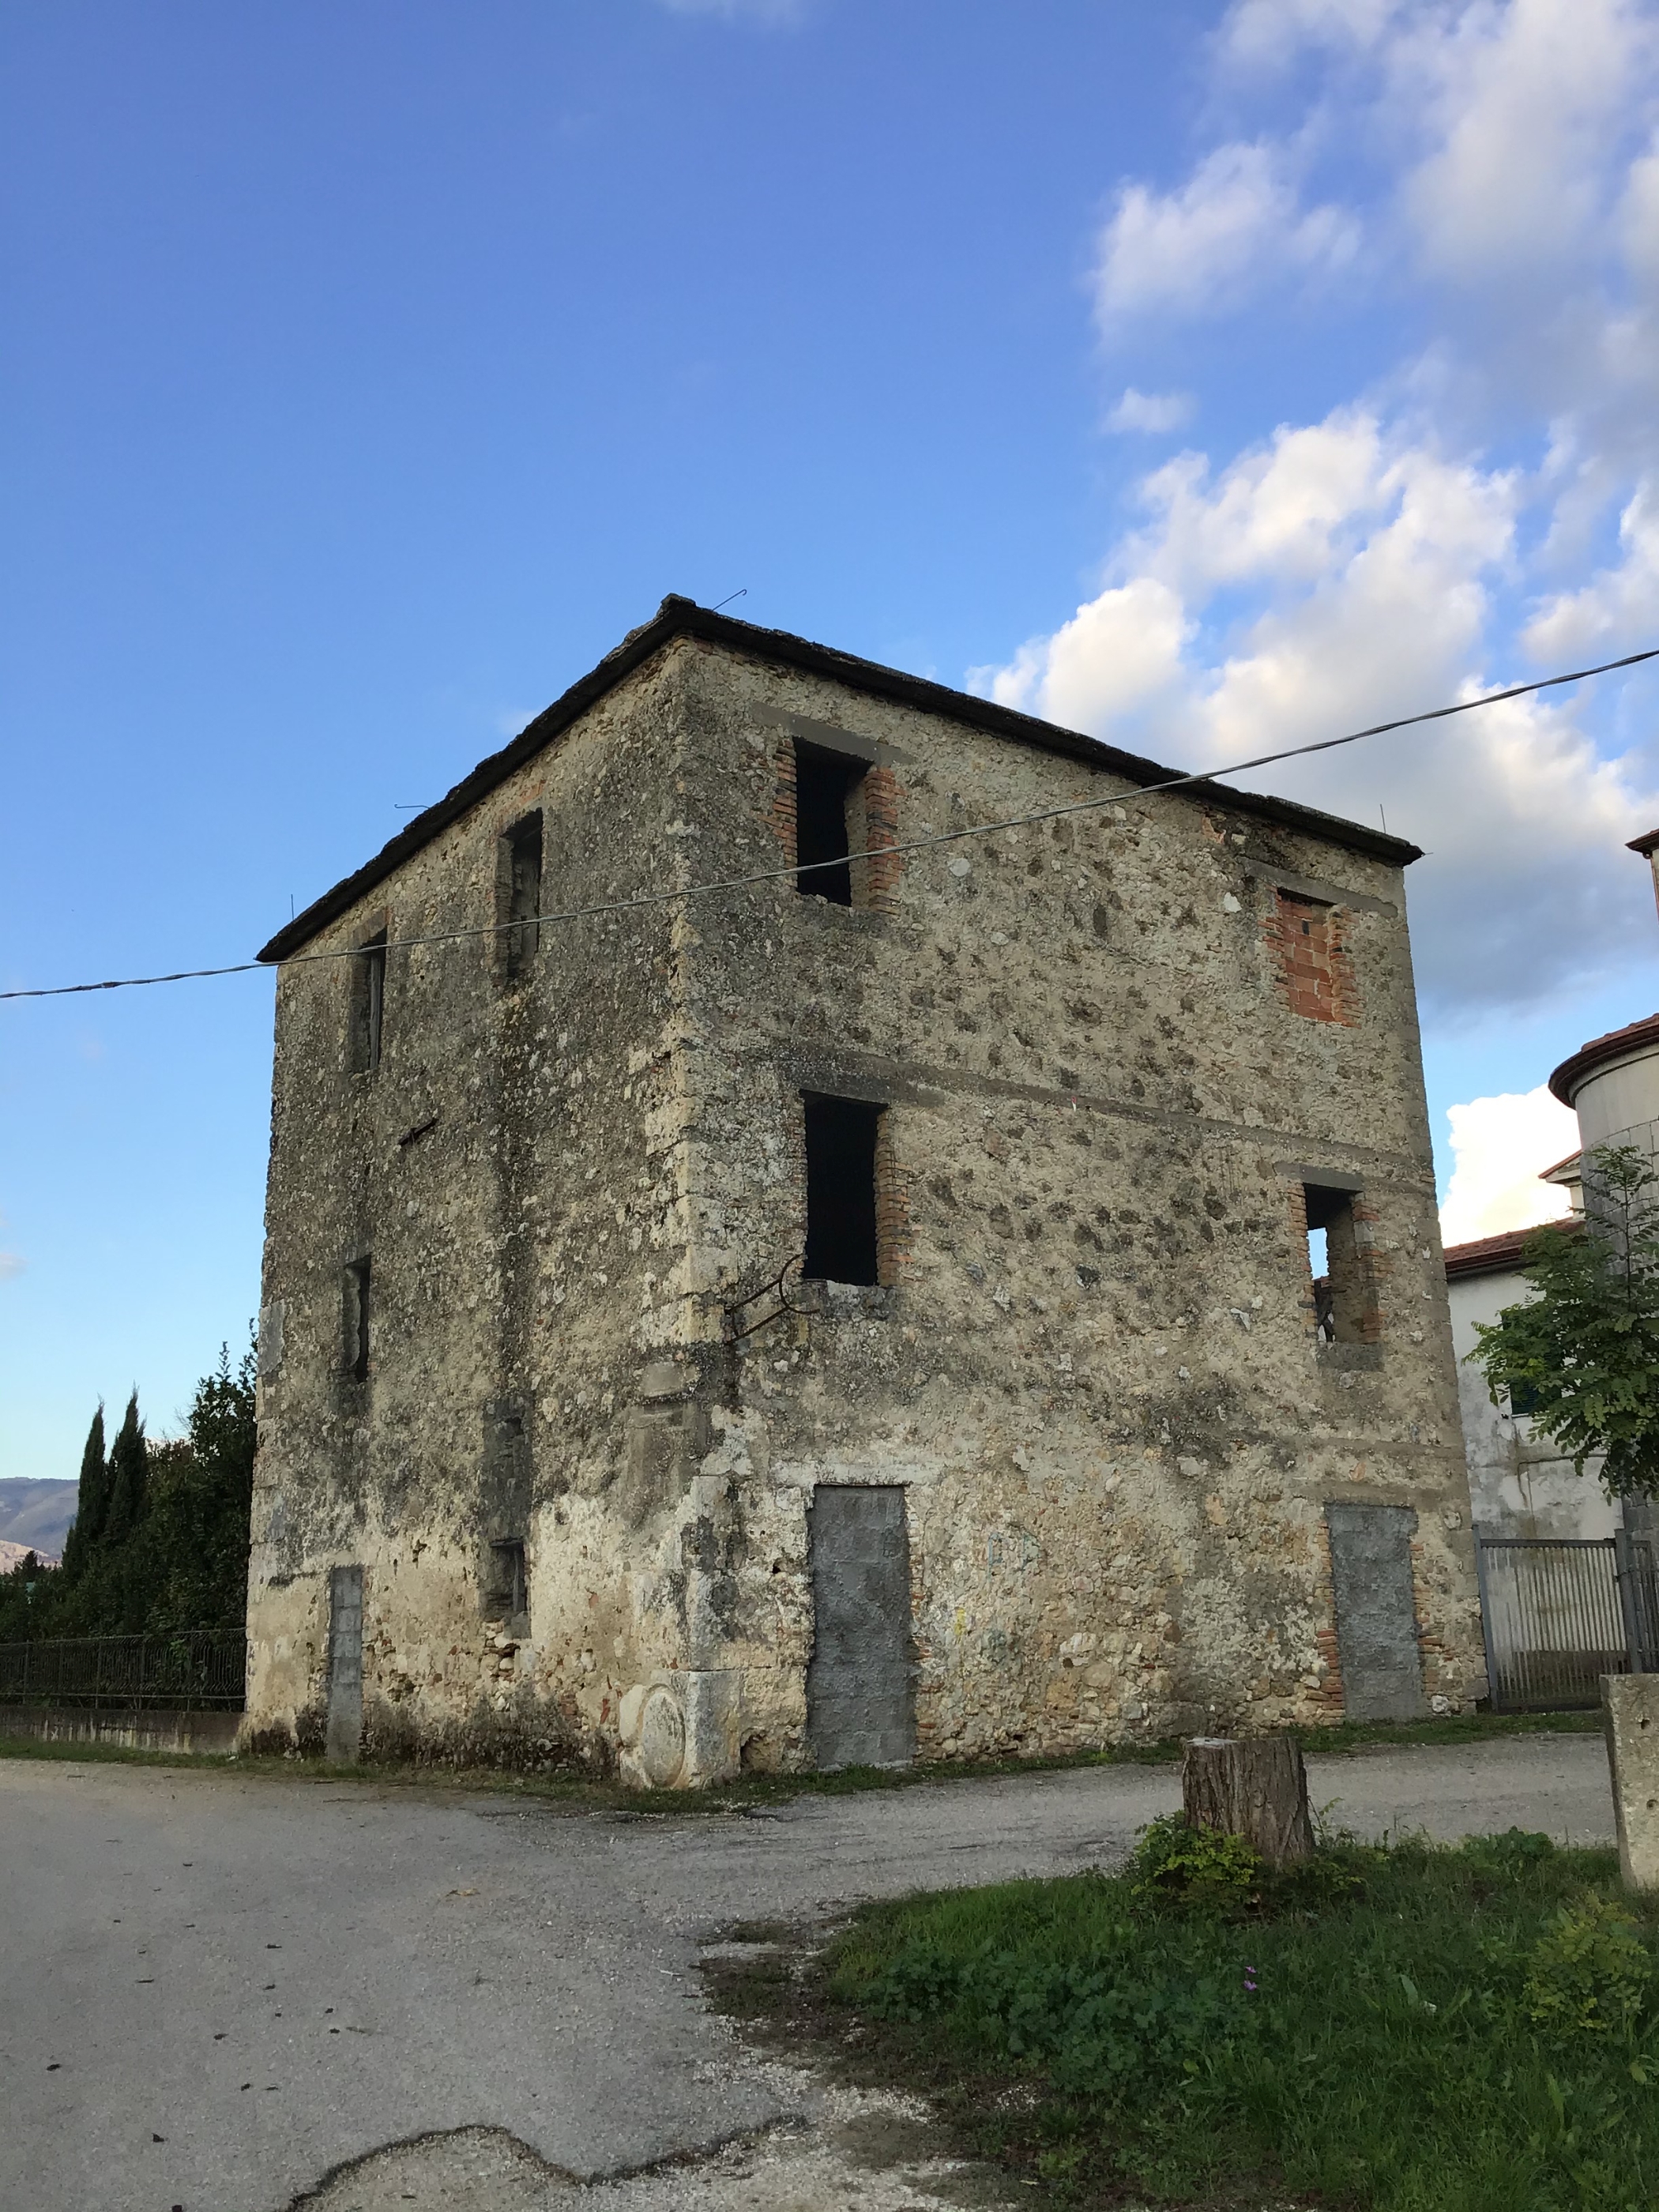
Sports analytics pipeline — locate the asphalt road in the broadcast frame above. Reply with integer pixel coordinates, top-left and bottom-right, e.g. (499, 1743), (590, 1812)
(0, 1733), (1614, 2212)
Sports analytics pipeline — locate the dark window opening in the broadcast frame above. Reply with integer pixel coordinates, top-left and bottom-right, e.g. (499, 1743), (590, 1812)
(1303, 1182), (1371, 1346)
(487, 1537), (527, 1617)
(351, 931), (387, 1073)
(344, 1257), (372, 1382)
(795, 743), (866, 906)
(1507, 1378), (1544, 1419)
(501, 813), (543, 980)
(803, 1093), (882, 1285)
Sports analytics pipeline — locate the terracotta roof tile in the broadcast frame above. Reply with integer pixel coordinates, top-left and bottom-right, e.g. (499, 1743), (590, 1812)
(1548, 1011), (1659, 1104)
(1443, 1219), (1579, 1280)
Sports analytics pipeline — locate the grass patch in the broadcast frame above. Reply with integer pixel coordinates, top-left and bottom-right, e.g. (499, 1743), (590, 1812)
(801, 1828), (1659, 2210)
(0, 1734), (252, 1774)
(1291, 1707), (1603, 1755)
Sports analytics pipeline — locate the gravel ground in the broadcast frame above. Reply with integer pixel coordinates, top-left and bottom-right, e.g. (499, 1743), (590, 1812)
(0, 1732), (1614, 2212)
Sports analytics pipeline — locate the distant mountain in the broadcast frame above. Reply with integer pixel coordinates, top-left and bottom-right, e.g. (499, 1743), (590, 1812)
(0, 1537), (57, 1573)
(0, 1479), (78, 1562)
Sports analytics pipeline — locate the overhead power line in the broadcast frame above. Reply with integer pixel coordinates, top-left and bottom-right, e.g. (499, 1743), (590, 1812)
(3, 645), (1655, 1006)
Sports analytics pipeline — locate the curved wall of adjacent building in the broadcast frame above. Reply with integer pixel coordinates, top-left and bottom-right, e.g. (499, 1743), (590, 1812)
(1555, 1034), (1659, 1539)
(1571, 1044), (1659, 1164)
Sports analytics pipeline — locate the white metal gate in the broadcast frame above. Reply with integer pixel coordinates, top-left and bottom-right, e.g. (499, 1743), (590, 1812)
(1476, 1535), (1659, 1710)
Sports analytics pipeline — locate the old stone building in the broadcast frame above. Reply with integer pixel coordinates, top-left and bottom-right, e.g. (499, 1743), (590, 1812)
(244, 596), (1486, 1781)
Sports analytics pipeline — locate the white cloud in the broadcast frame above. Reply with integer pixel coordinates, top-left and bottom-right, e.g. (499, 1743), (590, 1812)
(1132, 410), (1405, 592)
(976, 1), (1659, 1018)
(1094, 142), (1359, 328)
(974, 577), (1190, 733)
(1525, 480), (1659, 659)
(1439, 1086), (1579, 1246)
(997, 408), (1514, 724)
(1620, 130), (1659, 288)
(1396, 0), (1655, 282)
(972, 406), (1659, 1009)
(1106, 388), (1195, 434)
(1221, 0), (1403, 68)
(1124, 2), (1659, 401)
(0, 1252), (24, 1281)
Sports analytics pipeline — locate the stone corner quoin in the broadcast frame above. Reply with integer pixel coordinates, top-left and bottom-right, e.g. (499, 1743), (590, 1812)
(243, 605), (1486, 1787)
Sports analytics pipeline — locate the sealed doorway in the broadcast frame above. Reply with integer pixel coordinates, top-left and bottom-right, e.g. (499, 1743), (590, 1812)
(1326, 1503), (1424, 1721)
(325, 1564), (364, 1762)
(807, 1485), (914, 1769)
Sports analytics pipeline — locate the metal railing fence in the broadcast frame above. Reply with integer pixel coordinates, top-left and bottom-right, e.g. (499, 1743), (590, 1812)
(1476, 1534), (1659, 1712)
(0, 1632), (246, 1712)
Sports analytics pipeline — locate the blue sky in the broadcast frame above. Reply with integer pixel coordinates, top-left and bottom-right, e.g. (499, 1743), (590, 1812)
(5, 0), (1659, 1479)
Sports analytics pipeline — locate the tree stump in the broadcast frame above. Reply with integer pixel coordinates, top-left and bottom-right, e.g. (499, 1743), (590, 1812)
(1181, 1734), (1314, 1868)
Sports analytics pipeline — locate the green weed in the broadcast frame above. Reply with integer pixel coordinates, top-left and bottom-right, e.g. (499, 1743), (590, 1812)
(1524, 1896), (1652, 2039)
(823, 1831), (1659, 2210)
(1127, 1811), (1262, 1908)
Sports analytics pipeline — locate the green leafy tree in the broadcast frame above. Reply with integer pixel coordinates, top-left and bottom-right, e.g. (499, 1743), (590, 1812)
(0, 1338), (256, 1642)
(140, 1342), (258, 1635)
(1470, 1144), (1659, 1499)
(100, 1391), (149, 1548)
(58, 1404), (107, 1583)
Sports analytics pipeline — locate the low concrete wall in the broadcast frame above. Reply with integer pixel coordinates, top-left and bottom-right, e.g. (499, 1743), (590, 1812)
(1603, 1673), (1659, 1890)
(0, 1706), (241, 1755)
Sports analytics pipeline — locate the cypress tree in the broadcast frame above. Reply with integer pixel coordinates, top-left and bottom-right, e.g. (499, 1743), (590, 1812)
(101, 1391), (149, 1548)
(60, 1404), (108, 1582)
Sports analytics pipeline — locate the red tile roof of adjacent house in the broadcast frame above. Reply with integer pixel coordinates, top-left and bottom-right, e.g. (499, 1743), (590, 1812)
(1443, 1220), (1580, 1281)
(1443, 1229), (1532, 1278)
(1548, 1010), (1659, 1104)
(1627, 827), (1659, 856)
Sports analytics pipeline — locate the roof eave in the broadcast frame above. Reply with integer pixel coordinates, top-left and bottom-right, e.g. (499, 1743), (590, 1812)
(1548, 1013), (1659, 1105)
(258, 596), (1426, 965)
(1444, 1217), (1581, 1280)
(1443, 1244), (1527, 1281)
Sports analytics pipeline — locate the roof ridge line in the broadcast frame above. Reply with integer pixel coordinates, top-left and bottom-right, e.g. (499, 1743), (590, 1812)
(258, 596), (1423, 965)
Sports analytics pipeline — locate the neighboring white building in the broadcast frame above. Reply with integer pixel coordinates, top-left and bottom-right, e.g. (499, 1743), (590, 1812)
(1448, 826), (1659, 1544)
(1550, 1009), (1659, 1172)
(1445, 1221), (1620, 1541)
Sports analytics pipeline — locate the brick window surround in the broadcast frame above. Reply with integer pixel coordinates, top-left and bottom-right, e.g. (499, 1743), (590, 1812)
(794, 1092), (912, 1289)
(1288, 1179), (1383, 1346)
(771, 738), (904, 914)
(1265, 889), (1356, 1025)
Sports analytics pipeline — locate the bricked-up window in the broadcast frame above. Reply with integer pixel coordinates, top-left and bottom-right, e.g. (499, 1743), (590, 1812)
(1303, 1182), (1376, 1345)
(794, 743), (867, 905)
(498, 812), (543, 981)
(487, 1538), (527, 1617)
(343, 1257), (372, 1382)
(1268, 890), (1353, 1024)
(349, 930), (387, 1073)
(803, 1093), (882, 1285)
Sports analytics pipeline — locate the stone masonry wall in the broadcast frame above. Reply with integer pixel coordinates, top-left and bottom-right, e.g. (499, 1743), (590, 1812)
(246, 623), (1487, 1778)
(657, 638), (1484, 1767)
(247, 650), (717, 1769)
